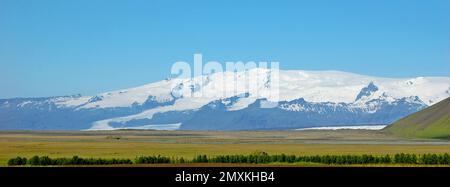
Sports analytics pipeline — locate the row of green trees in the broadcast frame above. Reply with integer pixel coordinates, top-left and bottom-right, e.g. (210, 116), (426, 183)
(8, 156), (132, 166)
(135, 155), (171, 164)
(8, 152), (450, 166)
(194, 153), (450, 165)
(199, 153), (393, 164)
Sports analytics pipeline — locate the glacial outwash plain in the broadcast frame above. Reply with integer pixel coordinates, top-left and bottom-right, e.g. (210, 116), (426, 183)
(1, 128), (449, 166)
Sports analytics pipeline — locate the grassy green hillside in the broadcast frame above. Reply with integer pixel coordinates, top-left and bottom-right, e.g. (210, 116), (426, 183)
(384, 97), (450, 139)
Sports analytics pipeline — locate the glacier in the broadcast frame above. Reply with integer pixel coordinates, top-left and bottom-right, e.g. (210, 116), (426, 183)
(0, 68), (449, 130)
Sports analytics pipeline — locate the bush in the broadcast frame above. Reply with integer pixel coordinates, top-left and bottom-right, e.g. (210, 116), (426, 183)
(28, 156), (41, 165)
(7, 156), (27, 166)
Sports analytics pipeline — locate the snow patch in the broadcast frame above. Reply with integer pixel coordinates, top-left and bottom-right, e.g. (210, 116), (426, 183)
(296, 125), (387, 131)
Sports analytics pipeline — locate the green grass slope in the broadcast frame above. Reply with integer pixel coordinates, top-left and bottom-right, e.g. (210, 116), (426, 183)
(383, 97), (450, 139)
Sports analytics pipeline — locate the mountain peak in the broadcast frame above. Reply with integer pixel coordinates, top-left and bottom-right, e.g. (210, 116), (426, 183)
(355, 82), (379, 101)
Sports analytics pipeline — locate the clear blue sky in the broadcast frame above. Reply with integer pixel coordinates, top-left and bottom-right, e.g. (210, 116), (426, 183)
(0, 0), (449, 98)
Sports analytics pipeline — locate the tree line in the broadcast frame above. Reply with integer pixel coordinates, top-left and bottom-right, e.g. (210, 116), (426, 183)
(193, 152), (450, 165)
(8, 156), (132, 166)
(7, 152), (450, 166)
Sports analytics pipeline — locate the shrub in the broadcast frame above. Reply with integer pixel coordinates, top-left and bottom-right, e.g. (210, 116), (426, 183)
(7, 156), (27, 166)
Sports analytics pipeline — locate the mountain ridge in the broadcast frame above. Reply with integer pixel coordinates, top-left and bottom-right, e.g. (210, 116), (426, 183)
(1, 69), (449, 130)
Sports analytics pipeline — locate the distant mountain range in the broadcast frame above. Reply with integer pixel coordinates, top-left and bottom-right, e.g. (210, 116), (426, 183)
(1, 68), (449, 130)
(384, 97), (450, 139)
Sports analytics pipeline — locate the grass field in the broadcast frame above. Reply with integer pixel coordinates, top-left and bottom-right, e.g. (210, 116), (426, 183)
(1, 130), (449, 166)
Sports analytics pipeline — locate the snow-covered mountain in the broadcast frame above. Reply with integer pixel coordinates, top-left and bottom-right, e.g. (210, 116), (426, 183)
(1, 68), (449, 130)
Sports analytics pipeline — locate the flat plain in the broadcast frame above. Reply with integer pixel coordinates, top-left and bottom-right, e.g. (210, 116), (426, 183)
(1, 130), (449, 166)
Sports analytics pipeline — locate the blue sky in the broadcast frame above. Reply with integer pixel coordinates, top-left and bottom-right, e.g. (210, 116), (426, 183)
(0, 0), (449, 98)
